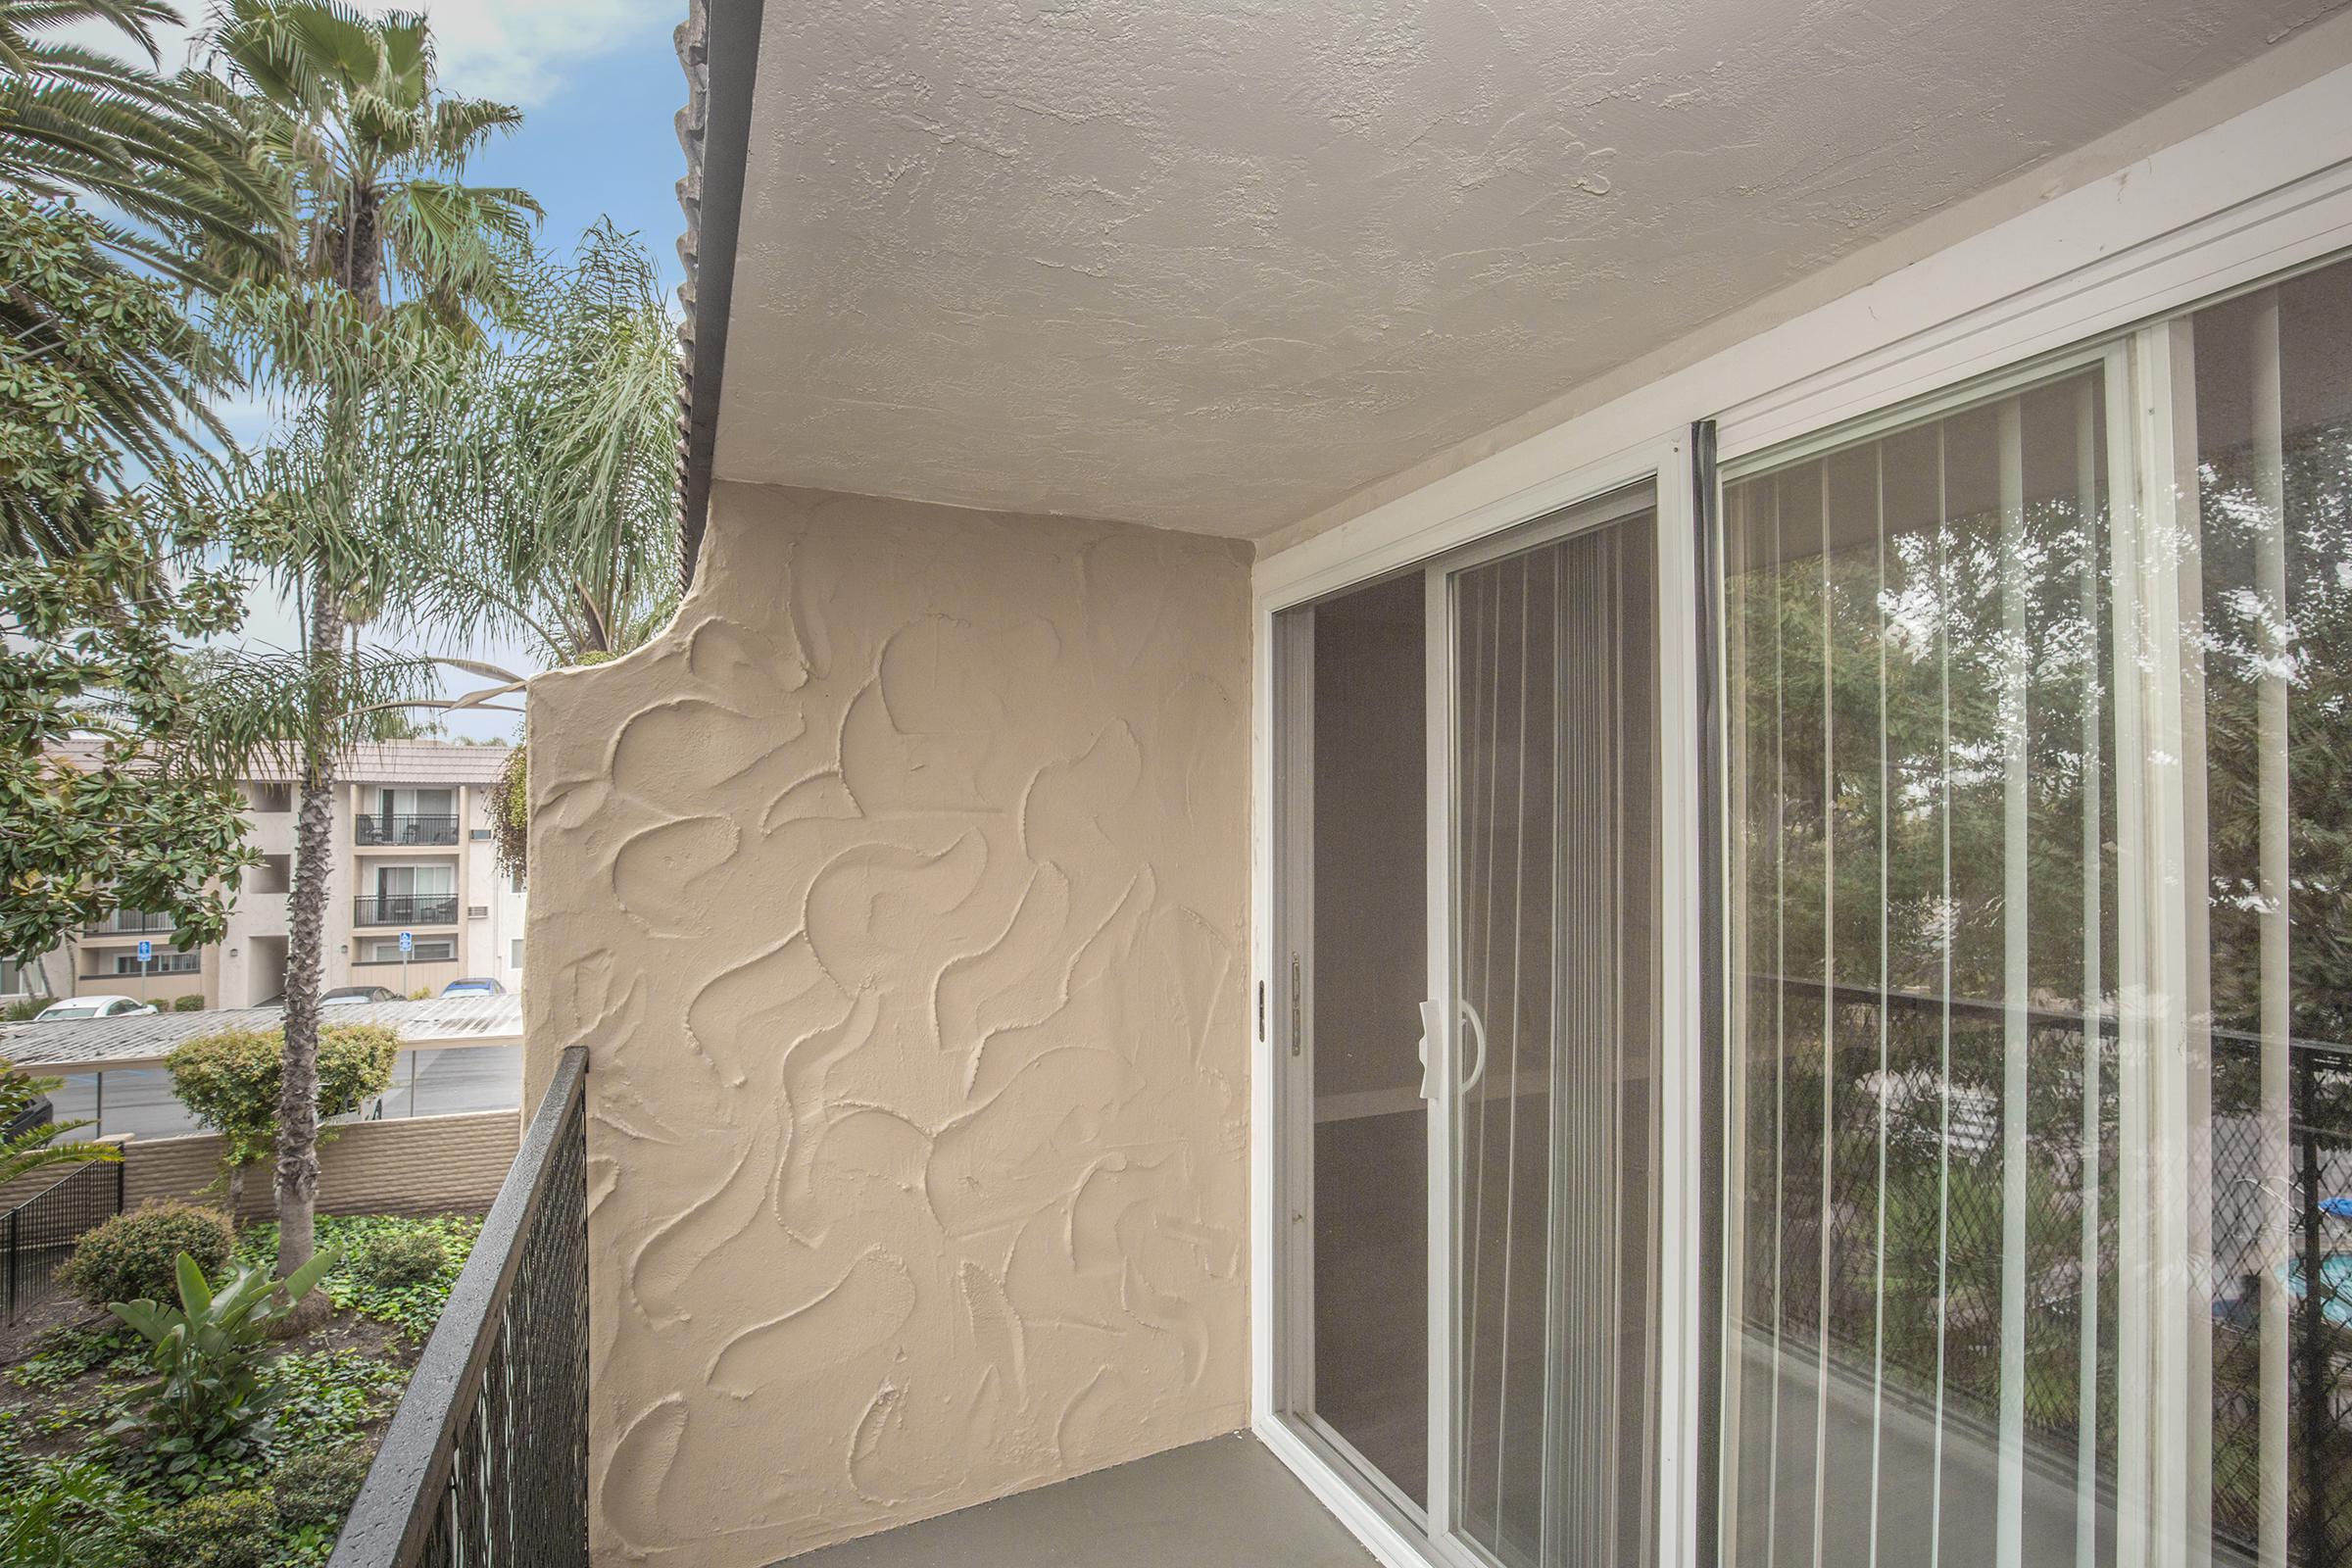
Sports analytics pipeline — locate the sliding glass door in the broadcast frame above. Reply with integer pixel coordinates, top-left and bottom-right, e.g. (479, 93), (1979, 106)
(1720, 251), (2352, 1568)
(1447, 499), (1663, 1568)
(1274, 485), (1667, 1568)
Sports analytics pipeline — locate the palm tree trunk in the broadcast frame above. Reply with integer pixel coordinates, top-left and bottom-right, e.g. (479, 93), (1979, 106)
(273, 566), (343, 1322)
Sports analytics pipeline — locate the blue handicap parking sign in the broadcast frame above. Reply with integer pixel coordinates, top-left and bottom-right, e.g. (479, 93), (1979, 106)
(137, 939), (152, 962)
(399, 931), (414, 955)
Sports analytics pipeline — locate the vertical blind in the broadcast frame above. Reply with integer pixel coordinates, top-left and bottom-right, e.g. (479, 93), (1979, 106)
(1724, 368), (2119, 1568)
(1454, 503), (1660, 1568)
(1724, 253), (2352, 1568)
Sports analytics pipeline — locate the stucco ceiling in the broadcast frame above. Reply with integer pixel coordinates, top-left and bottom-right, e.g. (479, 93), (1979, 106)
(711, 0), (2343, 539)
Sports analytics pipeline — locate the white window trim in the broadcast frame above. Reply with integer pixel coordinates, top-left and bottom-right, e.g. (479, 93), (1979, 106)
(1248, 52), (2352, 1568)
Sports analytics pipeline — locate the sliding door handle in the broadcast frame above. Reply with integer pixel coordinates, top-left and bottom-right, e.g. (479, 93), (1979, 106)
(1457, 1000), (1488, 1094)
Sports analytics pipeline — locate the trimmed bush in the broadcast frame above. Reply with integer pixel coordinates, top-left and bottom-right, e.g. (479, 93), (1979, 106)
(171, 995), (204, 1012)
(352, 1228), (446, 1291)
(271, 1446), (372, 1531)
(129, 1490), (275, 1568)
(167, 1024), (401, 1207)
(59, 1200), (235, 1308)
(2, 995), (54, 1022)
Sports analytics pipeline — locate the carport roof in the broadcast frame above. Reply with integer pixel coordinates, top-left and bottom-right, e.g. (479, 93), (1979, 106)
(0, 993), (522, 1072)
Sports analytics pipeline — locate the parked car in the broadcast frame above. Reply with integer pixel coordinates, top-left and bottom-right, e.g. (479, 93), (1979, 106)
(3, 1090), (53, 1142)
(321, 985), (400, 1005)
(439, 978), (507, 998)
(32, 995), (159, 1021)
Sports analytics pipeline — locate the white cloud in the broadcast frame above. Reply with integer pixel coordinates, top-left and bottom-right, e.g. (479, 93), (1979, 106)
(62, 0), (673, 109)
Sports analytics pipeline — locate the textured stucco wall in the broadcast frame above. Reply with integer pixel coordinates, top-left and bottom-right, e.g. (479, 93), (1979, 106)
(524, 484), (1253, 1566)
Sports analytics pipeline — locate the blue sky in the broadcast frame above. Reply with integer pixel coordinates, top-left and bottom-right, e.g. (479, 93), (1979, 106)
(82, 2), (696, 741)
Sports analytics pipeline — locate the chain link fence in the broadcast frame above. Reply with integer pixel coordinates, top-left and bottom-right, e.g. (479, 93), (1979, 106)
(1743, 978), (2352, 1564)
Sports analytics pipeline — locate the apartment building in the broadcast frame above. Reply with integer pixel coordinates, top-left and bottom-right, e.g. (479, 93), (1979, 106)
(14, 742), (525, 1009)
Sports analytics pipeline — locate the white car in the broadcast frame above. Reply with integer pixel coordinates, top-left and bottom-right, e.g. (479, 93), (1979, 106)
(32, 995), (160, 1021)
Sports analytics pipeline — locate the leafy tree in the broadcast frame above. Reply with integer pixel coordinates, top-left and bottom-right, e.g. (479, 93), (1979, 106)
(0, 1054), (118, 1185)
(0, 196), (264, 968)
(166, 1022), (399, 1211)
(187, 0), (538, 1304)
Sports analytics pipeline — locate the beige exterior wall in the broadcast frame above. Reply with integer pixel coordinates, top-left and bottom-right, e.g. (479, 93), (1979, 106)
(118, 1109), (519, 1219)
(525, 483), (1252, 1566)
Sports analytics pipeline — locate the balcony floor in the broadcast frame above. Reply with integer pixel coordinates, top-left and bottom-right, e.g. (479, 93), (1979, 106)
(774, 1434), (1378, 1568)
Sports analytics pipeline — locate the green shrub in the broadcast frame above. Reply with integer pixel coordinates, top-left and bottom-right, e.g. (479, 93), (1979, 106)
(59, 1202), (235, 1310)
(271, 1445), (371, 1530)
(167, 1024), (400, 1206)
(0, 1460), (138, 1568)
(170, 995), (203, 1013)
(2, 995), (54, 1023)
(353, 1228), (445, 1291)
(107, 1251), (339, 1492)
(128, 1489), (275, 1568)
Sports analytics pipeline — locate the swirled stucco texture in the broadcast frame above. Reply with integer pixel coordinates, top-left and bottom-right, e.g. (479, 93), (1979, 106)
(523, 483), (1254, 1565)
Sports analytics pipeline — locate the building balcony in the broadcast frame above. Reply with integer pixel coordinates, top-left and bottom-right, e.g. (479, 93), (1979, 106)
(85, 909), (175, 936)
(353, 895), (459, 927)
(356, 813), (461, 847)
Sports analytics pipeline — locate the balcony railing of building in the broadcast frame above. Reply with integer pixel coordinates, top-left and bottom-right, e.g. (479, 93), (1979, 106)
(330, 1047), (586, 1568)
(1747, 975), (2352, 1565)
(357, 813), (462, 847)
(86, 909), (174, 935)
(354, 895), (460, 927)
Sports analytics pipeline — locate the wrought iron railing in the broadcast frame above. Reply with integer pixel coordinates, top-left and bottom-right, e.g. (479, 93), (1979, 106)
(358, 813), (462, 847)
(87, 908), (174, 935)
(331, 1046), (588, 1568)
(3, 1159), (123, 1322)
(354, 895), (461, 927)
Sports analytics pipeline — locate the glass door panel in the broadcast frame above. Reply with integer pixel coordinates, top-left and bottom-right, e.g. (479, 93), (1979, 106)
(1276, 571), (1431, 1510)
(1449, 497), (1662, 1568)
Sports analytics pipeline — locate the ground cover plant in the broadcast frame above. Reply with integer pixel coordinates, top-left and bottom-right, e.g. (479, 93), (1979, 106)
(0, 1213), (478, 1566)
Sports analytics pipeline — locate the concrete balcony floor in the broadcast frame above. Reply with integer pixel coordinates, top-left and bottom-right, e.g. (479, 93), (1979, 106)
(778, 1435), (1378, 1568)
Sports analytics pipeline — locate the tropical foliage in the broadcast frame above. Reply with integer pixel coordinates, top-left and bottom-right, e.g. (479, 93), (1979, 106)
(0, 1054), (118, 1185)
(0, 197), (264, 966)
(105, 1249), (339, 1492)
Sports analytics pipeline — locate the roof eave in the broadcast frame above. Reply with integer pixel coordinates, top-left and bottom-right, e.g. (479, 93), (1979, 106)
(674, 0), (766, 588)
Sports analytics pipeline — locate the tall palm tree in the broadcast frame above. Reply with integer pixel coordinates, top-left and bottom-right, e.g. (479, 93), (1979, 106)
(197, 0), (539, 1300)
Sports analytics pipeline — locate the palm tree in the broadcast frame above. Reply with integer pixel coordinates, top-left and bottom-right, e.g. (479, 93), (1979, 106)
(195, 0), (539, 1300)
(0, 0), (278, 281)
(0, 1), (279, 559)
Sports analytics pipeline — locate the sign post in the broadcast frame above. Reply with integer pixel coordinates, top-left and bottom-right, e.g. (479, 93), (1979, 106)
(136, 938), (152, 1004)
(399, 930), (414, 997)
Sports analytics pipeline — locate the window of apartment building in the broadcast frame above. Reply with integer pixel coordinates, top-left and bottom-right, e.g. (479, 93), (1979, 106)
(1, 957), (24, 995)
(367, 938), (454, 963)
(361, 787), (458, 845)
(1718, 253), (2352, 1567)
(111, 951), (198, 975)
(510, 939), (523, 970)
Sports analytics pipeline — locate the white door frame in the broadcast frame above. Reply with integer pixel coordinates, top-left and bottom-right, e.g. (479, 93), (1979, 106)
(1252, 436), (1702, 1568)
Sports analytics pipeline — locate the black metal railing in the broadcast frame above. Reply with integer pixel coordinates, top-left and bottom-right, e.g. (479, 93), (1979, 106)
(331, 1046), (587, 1568)
(358, 814), (461, 847)
(4, 1159), (123, 1322)
(354, 895), (460, 927)
(87, 908), (174, 935)
(1740, 976), (2352, 1562)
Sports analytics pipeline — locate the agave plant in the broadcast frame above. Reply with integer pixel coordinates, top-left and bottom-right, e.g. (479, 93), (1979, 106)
(106, 1248), (338, 1487)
